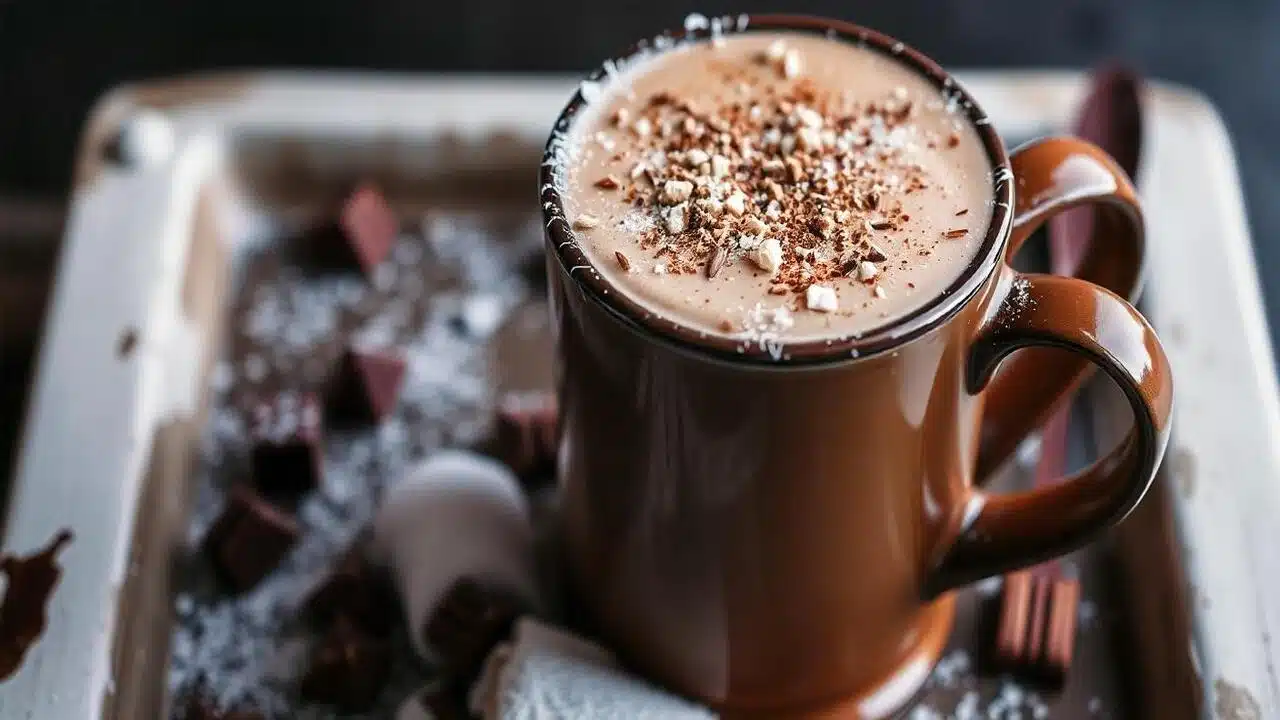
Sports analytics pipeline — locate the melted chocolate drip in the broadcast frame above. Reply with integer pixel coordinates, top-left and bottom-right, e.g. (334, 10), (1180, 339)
(0, 529), (73, 681)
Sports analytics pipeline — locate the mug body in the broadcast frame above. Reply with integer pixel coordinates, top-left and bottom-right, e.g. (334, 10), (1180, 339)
(551, 259), (1002, 715)
(542, 14), (1016, 718)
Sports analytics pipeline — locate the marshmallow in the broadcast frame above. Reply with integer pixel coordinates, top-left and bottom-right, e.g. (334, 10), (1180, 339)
(470, 617), (715, 719)
(373, 450), (539, 660)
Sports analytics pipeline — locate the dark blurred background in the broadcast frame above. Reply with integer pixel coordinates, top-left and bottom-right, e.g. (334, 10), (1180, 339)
(0, 0), (1277, 319)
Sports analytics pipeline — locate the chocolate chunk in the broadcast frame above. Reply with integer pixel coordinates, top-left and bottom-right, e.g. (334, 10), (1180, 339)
(180, 694), (264, 720)
(340, 184), (398, 278)
(413, 681), (470, 719)
(424, 577), (521, 684)
(324, 348), (406, 427)
(203, 485), (299, 592)
(294, 183), (397, 278)
(303, 546), (397, 637)
(492, 395), (558, 490)
(0, 530), (73, 681)
(249, 393), (324, 500)
(993, 570), (1080, 687)
(300, 617), (391, 713)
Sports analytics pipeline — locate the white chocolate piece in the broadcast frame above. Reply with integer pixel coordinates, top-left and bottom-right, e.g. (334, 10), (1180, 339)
(372, 450), (539, 660)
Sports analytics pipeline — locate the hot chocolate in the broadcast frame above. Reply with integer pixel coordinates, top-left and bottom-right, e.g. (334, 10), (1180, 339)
(560, 31), (993, 342)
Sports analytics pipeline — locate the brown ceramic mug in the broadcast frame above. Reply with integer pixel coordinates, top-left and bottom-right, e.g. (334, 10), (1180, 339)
(541, 15), (1173, 718)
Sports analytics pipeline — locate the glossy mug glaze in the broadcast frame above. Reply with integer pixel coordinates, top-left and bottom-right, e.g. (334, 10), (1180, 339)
(541, 15), (1172, 718)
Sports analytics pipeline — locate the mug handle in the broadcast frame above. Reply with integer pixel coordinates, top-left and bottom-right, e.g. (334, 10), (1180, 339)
(976, 137), (1146, 479)
(923, 267), (1173, 595)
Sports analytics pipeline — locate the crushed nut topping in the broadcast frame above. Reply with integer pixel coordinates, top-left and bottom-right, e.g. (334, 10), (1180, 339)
(572, 37), (981, 328)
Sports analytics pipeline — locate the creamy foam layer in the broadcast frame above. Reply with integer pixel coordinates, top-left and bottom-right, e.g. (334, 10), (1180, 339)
(561, 31), (993, 343)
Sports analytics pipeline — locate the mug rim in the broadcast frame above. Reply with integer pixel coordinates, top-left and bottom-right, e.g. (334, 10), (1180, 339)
(540, 13), (1014, 367)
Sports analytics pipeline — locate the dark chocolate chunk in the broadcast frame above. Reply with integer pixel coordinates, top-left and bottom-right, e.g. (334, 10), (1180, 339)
(324, 348), (406, 427)
(249, 393), (324, 499)
(180, 694), (264, 720)
(293, 183), (397, 278)
(300, 617), (391, 713)
(414, 680), (470, 720)
(0, 530), (73, 681)
(303, 546), (397, 637)
(203, 485), (299, 592)
(424, 577), (521, 684)
(492, 395), (558, 490)
(340, 183), (398, 278)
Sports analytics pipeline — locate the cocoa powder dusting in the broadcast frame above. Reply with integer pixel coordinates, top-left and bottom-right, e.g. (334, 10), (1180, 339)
(0, 529), (74, 681)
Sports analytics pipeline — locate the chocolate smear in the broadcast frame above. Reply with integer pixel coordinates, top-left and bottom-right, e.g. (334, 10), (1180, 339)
(117, 327), (138, 358)
(0, 529), (73, 681)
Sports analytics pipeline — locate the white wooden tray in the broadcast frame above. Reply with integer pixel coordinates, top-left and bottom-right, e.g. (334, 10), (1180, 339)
(0, 71), (1274, 719)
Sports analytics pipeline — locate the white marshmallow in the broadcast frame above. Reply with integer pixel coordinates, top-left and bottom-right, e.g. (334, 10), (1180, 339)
(373, 450), (539, 660)
(477, 617), (714, 719)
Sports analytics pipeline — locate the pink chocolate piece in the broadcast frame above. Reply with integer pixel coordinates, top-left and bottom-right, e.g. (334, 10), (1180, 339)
(325, 348), (406, 426)
(340, 184), (398, 278)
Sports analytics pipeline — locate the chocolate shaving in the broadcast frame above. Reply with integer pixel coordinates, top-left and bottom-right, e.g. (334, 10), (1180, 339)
(954, 208), (969, 216)
(594, 175), (620, 190)
(706, 246), (728, 279)
(0, 530), (73, 681)
(614, 251), (632, 272)
(943, 228), (969, 239)
(864, 242), (888, 263)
